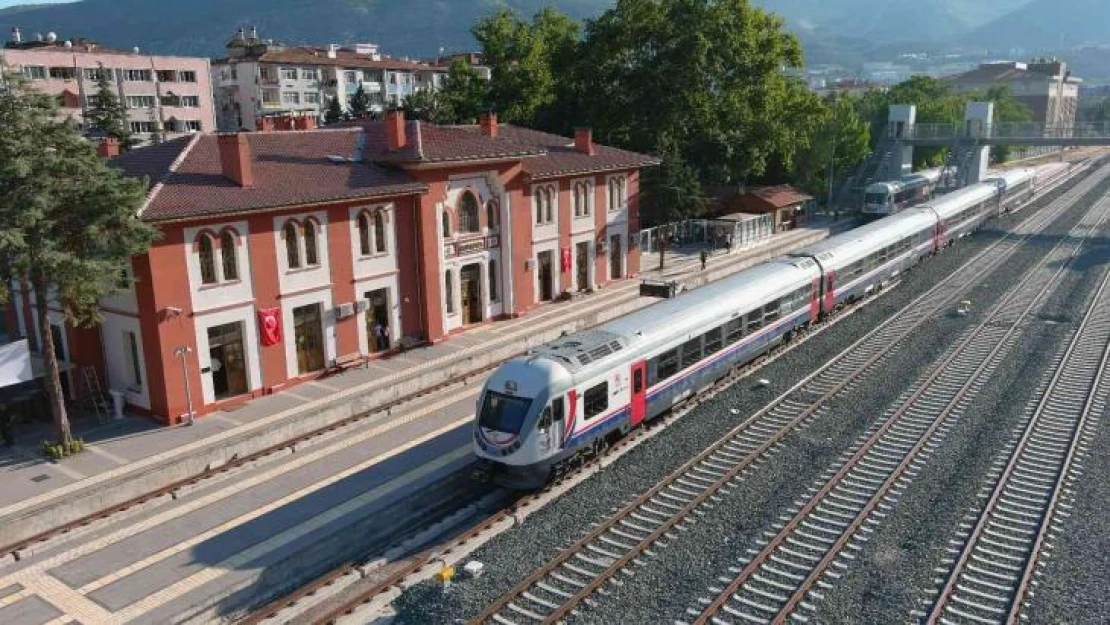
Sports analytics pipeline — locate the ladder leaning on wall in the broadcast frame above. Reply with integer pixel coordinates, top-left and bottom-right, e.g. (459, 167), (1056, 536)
(80, 366), (111, 422)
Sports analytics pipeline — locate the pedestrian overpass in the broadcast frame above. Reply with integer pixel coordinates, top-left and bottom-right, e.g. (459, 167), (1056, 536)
(834, 103), (1110, 209)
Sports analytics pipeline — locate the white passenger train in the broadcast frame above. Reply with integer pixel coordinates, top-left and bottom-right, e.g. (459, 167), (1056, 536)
(862, 168), (948, 218)
(473, 168), (1038, 488)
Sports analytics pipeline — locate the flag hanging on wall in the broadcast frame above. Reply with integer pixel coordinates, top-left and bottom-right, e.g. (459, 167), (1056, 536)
(561, 247), (571, 272)
(258, 308), (282, 346)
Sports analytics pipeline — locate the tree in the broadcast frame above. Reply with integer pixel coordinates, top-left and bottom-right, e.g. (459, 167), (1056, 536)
(0, 69), (158, 446)
(791, 94), (871, 203)
(473, 7), (580, 127)
(403, 88), (452, 124)
(348, 83), (371, 119)
(323, 95), (345, 125)
(568, 0), (810, 217)
(1082, 96), (1110, 123)
(85, 63), (133, 149)
(438, 59), (490, 124)
(975, 85), (1031, 163)
(857, 76), (965, 168)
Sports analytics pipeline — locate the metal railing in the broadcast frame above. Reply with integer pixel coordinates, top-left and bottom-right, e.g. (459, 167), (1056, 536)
(638, 214), (775, 255)
(899, 121), (1110, 141)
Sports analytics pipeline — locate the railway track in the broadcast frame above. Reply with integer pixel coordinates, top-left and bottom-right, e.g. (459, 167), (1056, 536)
(681, 186), (1110, 625)
(241, 161), (1095, 625)
(921, 218), (1110, 624)
(462, 167), (1110, 625)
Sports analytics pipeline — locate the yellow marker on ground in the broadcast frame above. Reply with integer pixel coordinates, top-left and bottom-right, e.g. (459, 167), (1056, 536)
(435, 566), (456, 583)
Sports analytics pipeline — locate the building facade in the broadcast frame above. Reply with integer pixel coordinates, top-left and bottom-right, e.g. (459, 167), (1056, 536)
(945, 59), (1082, 129)
(6, 112), (657, 424)
(1, 27), (216, 141)
(211, 27), (488, 132)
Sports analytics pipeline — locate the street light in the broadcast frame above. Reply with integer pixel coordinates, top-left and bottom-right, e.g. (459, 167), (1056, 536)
(173, 345), (195, 426)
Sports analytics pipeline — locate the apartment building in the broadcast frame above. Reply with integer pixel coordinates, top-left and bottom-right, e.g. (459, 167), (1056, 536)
(212, 27), (488, 131)
(1, 27), (216, 142)
(945, 59), (1082, 129)
(5, 111), (658, 424)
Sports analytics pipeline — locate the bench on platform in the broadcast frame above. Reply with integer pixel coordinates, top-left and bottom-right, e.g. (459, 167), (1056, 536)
(329, 353), (367, 373)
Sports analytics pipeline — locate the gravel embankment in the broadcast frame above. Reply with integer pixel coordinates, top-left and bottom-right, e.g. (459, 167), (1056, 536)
(388, 171), (1108, 625)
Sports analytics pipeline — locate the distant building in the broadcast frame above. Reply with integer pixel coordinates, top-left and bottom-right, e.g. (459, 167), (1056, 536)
(944, 59), (1082, 129)
(0, 27), (216, 143)
(211, 27), (490, 132)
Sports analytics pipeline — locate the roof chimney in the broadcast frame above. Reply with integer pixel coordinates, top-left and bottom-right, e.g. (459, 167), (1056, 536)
(386, 108), (407, 151)
(479, 110), (498, 137)
(96, 137), (120, 159)
(249, 26), (258, 41)
(327, 44), (339, 59)
(574, 127), (595, 156)
(217, 133), (254, 187)
(11, 27), (21, 44)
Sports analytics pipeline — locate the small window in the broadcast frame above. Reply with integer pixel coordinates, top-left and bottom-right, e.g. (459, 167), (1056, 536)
(726, 318), (745, 344)
(552, 397), (565, 422)
(535, 190), (544, 225)
(284, 222), (300, 269)
(280, 67), (298, 80)
(584, 382), (608, 419)
(681, 337), (702, 369)
(489, 260), (499, 302)
(126, 331), (142, 387)
(220, 231), (238, 281)
(544, 188), (554, 223)
(704, 327), (723, 355)
(486, 202), (498, 230)
(633, 368), (644, 394)
(458, 191), (480, 233)
(304, 220), (319, 265)
(442, 211), (451, 238)
(763, 300), (781, 323)
(537, 406), (553, 431)
(198, 234), (217, 284)
(445, 270), (454, 314)
(654, 349), (679, 383)
(374, 211), (387, 253)
(358, 213), (371, 256)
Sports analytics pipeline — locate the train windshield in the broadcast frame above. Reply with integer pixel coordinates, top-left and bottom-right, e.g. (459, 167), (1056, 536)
(478, 391), (533, 434)
(863, 192), (888, 206)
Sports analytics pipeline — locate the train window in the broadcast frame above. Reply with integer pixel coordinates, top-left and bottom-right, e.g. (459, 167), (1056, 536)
(584, 382), (608, 419)
(747, 312), (763, 333)
(537, 406), (552, 432)
(726, 318), (745, 344)
(763, 300), (780, 323)
(655, 349), (679, 382)
(478, 391), (533, 434)
(552, 397), (565, 422)
(681, 337), (703, 369)
(704, 327), (723, 355)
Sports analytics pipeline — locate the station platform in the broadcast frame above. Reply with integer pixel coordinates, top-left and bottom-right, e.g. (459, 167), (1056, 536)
(0, 219), (845, 550)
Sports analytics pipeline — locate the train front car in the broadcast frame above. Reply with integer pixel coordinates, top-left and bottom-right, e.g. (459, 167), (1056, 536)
(862, 182), (898, 218)
(473, 356), (575, 489)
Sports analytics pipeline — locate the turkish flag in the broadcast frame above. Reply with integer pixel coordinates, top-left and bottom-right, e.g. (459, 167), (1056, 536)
(258, 307), (282, 346)
(561, 247), (571, 272)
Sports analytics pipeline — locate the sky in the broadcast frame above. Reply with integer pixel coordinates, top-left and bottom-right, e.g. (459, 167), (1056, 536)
(0, 0), (77, 8)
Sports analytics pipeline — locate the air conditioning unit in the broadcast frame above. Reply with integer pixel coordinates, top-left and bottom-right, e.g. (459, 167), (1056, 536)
(335, 302), (355, 318)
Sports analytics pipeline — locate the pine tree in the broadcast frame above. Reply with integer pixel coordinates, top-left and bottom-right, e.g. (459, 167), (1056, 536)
(348, 83), (371, 119)
(324, 94), (344, 125)
(85, 63), (134, 149)
(0, 68), (157, 447)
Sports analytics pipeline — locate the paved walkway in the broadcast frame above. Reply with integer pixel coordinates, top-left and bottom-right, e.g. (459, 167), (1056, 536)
(0, 221), (841, 518)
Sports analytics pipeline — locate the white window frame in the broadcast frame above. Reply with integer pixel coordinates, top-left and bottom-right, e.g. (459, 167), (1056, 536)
(280, 67), (298, 80)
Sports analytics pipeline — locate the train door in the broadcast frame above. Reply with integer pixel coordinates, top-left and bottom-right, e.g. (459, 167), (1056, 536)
(809, 277), (821, 323)
(536, 397), (566, 455)
(630, 361), (647, 427)
(824, 271), (837, 315)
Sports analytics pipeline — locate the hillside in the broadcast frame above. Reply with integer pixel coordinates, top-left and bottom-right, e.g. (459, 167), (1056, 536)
(0, 0), (1054, 61)
(964, 0), (1110, 51)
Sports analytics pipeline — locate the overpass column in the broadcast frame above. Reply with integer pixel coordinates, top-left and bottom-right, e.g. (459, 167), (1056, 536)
(887, 105), (916, 178)
(964, 101), (993, 184)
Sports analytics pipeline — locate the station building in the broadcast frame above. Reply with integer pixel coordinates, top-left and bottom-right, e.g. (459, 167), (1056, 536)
(6, 111), (658, 424)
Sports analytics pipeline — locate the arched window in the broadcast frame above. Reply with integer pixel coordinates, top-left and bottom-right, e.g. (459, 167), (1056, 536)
(442, 211), (451, 238)
(608, 179), (618, 211)
(374, 210), (387, 253)
(198, 234), (217, 284)
(358, 212), (372, 256)
(284, 222), (301, 269)
(574, 182), (590, 217)
(220, 230), (238, 281)
(535, 190), (544, 225)
(445, 270), (454, 314)
(486, 201), (498, 230)
(544, 187), (554, 223)
(488, 260), (499, 302)
(458, 191), (480, 233)
(304, 219), (319, 266)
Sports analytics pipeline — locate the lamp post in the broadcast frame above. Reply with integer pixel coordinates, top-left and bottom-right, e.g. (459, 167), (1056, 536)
(173, 346), (195, 426)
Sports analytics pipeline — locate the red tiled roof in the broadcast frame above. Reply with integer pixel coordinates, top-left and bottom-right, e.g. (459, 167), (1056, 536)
(350, 120), (547, 164)
(112, 130), (427, 222)
(745, 185), (813, 208)
(493, 125), (662, 179)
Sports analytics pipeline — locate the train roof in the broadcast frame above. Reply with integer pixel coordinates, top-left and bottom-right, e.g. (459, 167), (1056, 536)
(916, 181), (998, 219)
(791, 209), (935, 266)
(986, 167), (1035, 187)
(528, 260), (816, 374)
